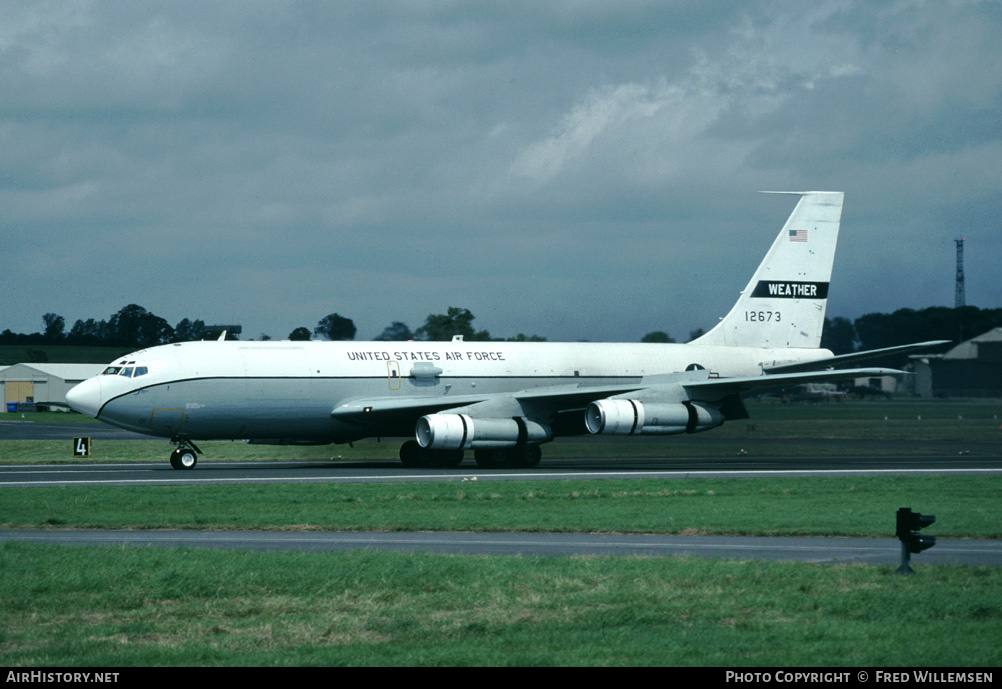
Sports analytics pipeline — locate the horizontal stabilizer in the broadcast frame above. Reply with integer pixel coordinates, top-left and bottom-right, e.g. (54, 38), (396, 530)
(682, 367), (907, 402)
(764, 341), (951, 374)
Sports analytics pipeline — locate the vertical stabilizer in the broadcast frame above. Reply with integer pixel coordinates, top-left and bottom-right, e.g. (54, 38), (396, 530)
(691, 191), (843, 349)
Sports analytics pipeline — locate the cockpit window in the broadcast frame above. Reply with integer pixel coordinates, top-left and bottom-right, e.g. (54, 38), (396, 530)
(104, 363), (148, 377)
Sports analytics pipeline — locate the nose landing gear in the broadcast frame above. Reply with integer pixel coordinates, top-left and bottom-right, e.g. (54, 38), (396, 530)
(169, 439), (202, 470)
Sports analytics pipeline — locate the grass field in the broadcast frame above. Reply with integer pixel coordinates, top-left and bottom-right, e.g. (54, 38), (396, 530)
(2, 544), (999, 666)
(3, 476), (1000, 538)
(2, 398), (1001, 666)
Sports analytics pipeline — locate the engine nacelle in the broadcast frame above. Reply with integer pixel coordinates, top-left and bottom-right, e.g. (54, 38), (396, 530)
(416, 414), (553, 450)
(584, 399), (724, 435)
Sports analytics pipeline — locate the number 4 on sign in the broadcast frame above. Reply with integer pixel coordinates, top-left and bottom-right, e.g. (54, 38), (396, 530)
(73, 437), (91, 457)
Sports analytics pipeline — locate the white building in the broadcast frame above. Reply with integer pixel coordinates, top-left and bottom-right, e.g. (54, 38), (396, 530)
(1, 363), (104, 410)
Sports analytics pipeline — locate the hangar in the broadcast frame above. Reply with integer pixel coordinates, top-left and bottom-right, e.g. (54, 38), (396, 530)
(1, 363), (105, 411)
(911, 328), (1002, 398)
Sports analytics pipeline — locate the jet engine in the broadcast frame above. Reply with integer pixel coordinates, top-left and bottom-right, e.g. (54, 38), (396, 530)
(584, 399), (724, 435)
(416, 413), (553, 450)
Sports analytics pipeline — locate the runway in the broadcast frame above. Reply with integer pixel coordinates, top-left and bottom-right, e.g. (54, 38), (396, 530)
(0, 419), (147, 441)
(3, 452), (1002, 487)
(5, 419), (1002, 488)
(4, 529), (1001, 566)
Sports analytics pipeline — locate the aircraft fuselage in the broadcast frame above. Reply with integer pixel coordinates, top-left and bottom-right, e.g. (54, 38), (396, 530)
(67, 339), (830, 443)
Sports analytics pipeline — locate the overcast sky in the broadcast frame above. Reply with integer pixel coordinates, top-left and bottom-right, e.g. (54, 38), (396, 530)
(3, 1), (1000, 343)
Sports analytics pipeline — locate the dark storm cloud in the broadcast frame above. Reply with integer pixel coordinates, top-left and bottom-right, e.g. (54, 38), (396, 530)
(1, 1), (999, 343)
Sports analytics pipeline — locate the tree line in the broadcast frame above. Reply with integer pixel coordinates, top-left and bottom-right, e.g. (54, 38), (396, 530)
(820, 306), (1002, 355)
(0, 305), (545, 349)
(1, 306), (195, 349)
(3, 304), (1000, 352)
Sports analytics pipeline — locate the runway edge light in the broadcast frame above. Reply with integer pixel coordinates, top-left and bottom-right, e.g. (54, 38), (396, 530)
(895, 507), (936, 574)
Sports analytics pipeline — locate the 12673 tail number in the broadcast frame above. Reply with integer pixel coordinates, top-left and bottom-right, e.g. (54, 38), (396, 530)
(745, 311), (781, 322)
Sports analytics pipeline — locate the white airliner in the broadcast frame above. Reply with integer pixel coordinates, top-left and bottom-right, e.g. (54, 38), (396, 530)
(66, 192), (943, 470)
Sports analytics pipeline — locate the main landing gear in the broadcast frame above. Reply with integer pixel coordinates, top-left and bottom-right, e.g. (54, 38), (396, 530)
(398, 440), (542, 469)
(169, 439), (202, 470)
(474, 445), (542, 469)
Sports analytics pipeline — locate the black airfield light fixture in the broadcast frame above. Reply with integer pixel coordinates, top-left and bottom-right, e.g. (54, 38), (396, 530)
(895, 507), (936, 574)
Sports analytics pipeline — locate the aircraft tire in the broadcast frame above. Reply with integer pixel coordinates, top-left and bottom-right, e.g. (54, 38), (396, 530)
(430, 449), (464, 468)
(474, 448), (508, 468)
(508, 445), (542, 468)
(399, 440), (427, 467)
(170, 448), (197, 470)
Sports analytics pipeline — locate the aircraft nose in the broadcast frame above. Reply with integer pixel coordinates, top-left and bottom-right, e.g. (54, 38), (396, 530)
(66, 377), (102, 418)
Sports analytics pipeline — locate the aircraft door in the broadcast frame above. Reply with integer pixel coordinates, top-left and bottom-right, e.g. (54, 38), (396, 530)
(387, 361), (401, 390)
(149, 408), (184, 436)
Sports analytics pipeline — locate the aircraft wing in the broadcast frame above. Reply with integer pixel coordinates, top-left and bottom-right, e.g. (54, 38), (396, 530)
(764, 341), (950, 374)
(330, 366), (905, 435)
(330, 381), (654, 430)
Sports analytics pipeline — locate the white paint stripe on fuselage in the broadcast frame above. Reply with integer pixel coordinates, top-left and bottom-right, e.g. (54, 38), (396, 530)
(120, 339), (832, 383)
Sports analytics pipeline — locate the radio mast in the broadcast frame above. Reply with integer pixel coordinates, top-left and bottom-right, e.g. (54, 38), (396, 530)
(954, 238), (966, 308)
